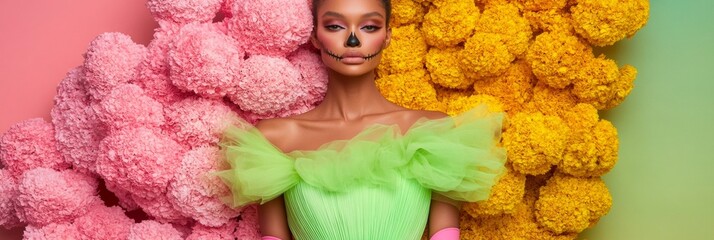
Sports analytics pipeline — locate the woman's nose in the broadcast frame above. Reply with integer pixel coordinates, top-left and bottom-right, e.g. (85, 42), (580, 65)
(345, 32), (361, 47)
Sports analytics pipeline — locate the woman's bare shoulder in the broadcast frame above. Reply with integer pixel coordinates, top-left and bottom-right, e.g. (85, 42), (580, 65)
(254, 117), (302, 150)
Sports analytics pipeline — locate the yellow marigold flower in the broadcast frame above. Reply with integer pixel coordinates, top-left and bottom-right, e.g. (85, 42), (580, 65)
(571, 0), (650, 46)
(561, 119), (619, 177)
(527, 82), (578, 117)
(475, 3), (533, 57)
(377, 24), (428, 76)
(461, 185), (578, 240)
(571, 55), (619, 109)
(445, 94), (504, 116)
(375, 69), (444, 111)
(460, 32), (514, 80)
(463, 165), (525, 217)
(526, 31), (593, 89)
(513, 0), (567, 11)
(421, 0), (479, 48)
(560, 103), (598, 131)
(426, 47), (472, 89)
(434, 85), (473, 103)
(535, 173), (612, 234)
(475, 60), (536, 113)
(390, 0), (427, 27)
(502, 112), (570, 175)
(605, 64), (637, 109)
(523, 9), (574, 34)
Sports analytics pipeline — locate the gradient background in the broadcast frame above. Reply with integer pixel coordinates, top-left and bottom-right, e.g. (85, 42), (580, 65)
(1, 1), (713, 239)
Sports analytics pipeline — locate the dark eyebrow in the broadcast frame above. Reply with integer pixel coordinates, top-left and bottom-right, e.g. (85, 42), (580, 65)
(322, 11), (384, 19)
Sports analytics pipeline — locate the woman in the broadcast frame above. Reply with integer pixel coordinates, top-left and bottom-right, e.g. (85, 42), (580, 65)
(217, 0), (507, 239)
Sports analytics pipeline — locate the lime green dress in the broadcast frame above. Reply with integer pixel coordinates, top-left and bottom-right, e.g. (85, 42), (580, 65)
(216, 105), (507, 240)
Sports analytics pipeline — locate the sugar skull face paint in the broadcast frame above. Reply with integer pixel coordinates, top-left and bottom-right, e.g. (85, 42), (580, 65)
(312, 0), (391, 77)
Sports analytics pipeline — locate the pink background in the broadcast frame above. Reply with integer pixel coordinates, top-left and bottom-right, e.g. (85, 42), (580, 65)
(0, 0), (158, 133)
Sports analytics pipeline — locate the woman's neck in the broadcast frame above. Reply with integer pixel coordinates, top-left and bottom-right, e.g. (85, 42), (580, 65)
(314, 69), (396, 121)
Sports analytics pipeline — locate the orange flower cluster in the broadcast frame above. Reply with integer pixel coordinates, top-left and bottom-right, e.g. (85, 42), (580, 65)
(376, 0), (648, 238)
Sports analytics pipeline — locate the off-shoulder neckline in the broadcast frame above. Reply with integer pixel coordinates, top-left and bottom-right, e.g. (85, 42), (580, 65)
(255, 114), (455, 156)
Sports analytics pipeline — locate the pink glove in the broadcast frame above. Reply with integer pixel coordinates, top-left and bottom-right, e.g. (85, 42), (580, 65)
(430, 227), (460, 240)
(262, 236), (282, 240)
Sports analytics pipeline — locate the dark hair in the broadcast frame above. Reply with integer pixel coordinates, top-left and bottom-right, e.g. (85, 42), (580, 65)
(312, 0), (392, 28)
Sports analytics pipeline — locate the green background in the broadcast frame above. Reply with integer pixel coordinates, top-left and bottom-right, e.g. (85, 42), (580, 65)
(579, 1), (714, 239)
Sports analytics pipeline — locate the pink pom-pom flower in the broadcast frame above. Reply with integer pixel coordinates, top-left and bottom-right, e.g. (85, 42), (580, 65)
(0, 169), (22, 229)
(0, 118), (69, 179)
(164, 97), (241, 149)
(128, 220), (183, 240)
(167, 147), (240, 227)
(168, 23), (244, 99)
(234, 204), (261, 240)
(83, 32), (147, 101)
(287, 46), (328, 105)
(74, 205), (135, 240)
(226, 0), (312, 56)
(51, 67), (107, 174)
(14, 168), (101, 226)
(95, 127), (185, 199)
(94, 84), (166, 132)
(23, 223), (82, 240)
(134, 22), (190, 106)
(147, 0), (223, 24)
(229, 55), (306, 117)
(132, 193), (190, 224)
(186, 221), (238, 240)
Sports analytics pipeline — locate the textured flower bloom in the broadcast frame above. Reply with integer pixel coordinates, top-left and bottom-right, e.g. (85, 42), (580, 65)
(474, 61), (536, 113)
(286, 46), (329, 110)
(462, 166), (525, 216)
(0, 118), (68, 179)
(0, 169), (21, 229)
(571, 56), (619, 109)
(14, 168), (101, 226)
(426, 47), (472, 89)
(95, 127), (185, 199)
(168, 23), (243, 99)
(83, 32), (147, 101)
(459, 32), (514, 80)
(129, 220), (183, 240)
(94, 84), (166, 132)
(390, 0), (427, 27)
(23, 223), (82, 240)
(526, 31), (593, 89)
(74, 205), (134, 240)
(446, 94), (504, 116)
(606, 65), (637, 109)
(378, 24), (428, 76)
(234, 204), (261, 240)
(561, 105), (619, 177)
(421, 0), (479, 48)
(522, 9), (575, 33)
(147, 0), (222, 24)
(164, 97), (240, 149)
(167, 147), (240, 227)
(571, 0), (650, 46)
(513, 0), (567, 11)
(226, 0), (312, 56)
(502, 112), (570, 175)
(475, 3), (532, 57)
(229, 55), (306, 117)
(535, 172), (612, 234)
(51, 67), (107, 174)
(186, 221), (238, 240)
(527, 82), (579, 117)
(132, 193), (190, 224)
(375, 69), (444, 111)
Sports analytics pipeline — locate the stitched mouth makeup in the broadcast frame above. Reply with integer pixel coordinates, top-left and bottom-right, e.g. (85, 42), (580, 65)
(324, 49), (382, 63)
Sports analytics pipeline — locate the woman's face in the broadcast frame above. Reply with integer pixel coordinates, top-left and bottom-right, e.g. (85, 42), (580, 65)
(312, 0), (390, 77)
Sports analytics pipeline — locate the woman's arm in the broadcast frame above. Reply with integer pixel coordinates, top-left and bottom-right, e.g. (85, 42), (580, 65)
(428, 199), (461, 240)
(258, 195), (292, 240)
